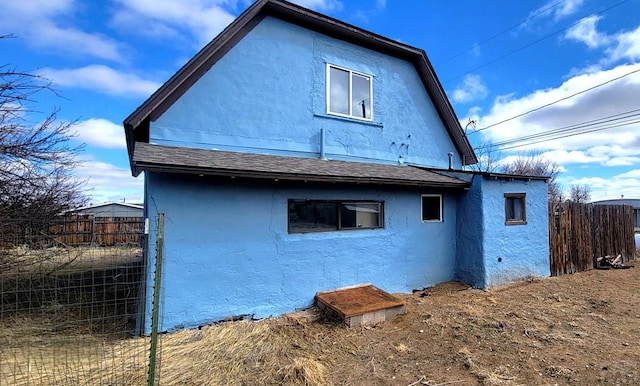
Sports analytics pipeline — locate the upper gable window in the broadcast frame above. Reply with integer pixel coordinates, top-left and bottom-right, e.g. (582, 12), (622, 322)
(327, 64), (373, 121)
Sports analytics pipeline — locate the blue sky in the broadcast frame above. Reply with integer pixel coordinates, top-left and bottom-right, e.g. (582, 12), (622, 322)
(1, 0), (639, 204)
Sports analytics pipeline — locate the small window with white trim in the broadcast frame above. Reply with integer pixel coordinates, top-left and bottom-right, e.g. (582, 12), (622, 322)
(421, 195), (442, 222)
(326, 64), (373, 120)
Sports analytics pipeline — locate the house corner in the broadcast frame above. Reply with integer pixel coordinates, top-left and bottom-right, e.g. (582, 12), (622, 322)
(456, 173), (551, 289)
(455, 175), (486, 288)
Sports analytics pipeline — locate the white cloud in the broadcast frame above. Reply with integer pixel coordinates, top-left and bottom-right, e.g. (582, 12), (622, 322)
(565, 170), (640, 201)
(292, 0), (343, 12)
(72, 119), (126, 149)
(563, 16), (640, 64)
(40, 65), (161, 98)
(352, 0), (384, 23)
(552, 0), (585, 19)
(111, 0), (238, 47)
(616, 169), (640, 179)
(75, 158), (143, 204)
(607, 25), (640, 63)
(452, 74), (488, 103)
(0, 0), (125, 62)
(111, 0), (344, 46)
(476, 63), (640, 168)
(603, 157), (640, 167)
(564, 15), (609, 49)
(469, 43), (481, 59)
(528, 0), (584, 23)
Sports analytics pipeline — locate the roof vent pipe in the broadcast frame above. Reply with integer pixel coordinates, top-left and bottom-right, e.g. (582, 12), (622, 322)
(448, 152), (454, 170)
(320, 128), (327, 160)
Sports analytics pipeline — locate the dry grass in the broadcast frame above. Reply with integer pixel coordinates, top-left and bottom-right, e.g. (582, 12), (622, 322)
(2, 266), (639, 385)
(0, 247), (143, 283)
(457, 347), (517, 386)
(1, 246), (142, 274)
(148, 319), (328, 385)
(2, 317), (330, 386)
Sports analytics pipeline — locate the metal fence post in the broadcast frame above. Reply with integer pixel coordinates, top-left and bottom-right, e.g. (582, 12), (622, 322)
(148, 213), (165, 386)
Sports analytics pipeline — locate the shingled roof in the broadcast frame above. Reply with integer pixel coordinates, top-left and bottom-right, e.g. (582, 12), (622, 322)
(123, 0), (478, 173)
(133, 143), (470, 189)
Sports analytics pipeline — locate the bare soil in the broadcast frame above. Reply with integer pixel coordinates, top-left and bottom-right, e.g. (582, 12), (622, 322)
(2, 262), (639, 385)
(308, 265), (640, 385)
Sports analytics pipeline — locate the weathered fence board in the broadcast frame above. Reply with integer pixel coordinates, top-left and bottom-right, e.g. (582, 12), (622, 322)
(549, 202), (635, 276)
(48, 216), (144, 247)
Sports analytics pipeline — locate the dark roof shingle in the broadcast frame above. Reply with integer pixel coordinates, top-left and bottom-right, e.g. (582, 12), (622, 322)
(133, 143), (470, 189)
(123, 0), (477, 171)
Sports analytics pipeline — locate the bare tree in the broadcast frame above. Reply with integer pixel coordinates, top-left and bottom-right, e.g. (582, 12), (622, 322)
(468, 139), (501, 173)
(1, 36), (87, 258)
(500, 150), (562, 203)
(569, 184), (591, 203)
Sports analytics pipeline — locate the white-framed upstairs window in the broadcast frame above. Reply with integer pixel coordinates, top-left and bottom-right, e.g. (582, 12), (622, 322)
(326, 64), (373, 121)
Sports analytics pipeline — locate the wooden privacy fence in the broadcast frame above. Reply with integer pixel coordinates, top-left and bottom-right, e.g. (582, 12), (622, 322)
(49, 215), (144, 247)
(549, 202), (635, 276)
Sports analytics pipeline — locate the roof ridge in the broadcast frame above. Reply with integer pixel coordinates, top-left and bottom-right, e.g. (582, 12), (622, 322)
(123, 0), (477, 175)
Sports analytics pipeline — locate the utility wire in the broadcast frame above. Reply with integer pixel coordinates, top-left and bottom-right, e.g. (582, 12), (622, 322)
(440, 0), (568, 64)
(443, 0), (632, 83)
(475, 108), (640, 149)
(474, 66), (640, 132)
(476, 116), (640, 151)
(495, 118), (640, 151)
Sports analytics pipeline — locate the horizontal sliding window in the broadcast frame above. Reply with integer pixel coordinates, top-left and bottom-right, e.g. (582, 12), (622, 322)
(327, 64), (373, 120)
(288, 200), (384, 233)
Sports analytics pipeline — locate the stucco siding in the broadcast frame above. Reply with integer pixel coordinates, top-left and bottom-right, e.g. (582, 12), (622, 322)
(454, 176), (485, 287)
(151, 16), (461, 169)
(143, 172), (459, 332)
(480, 177), (550, 287)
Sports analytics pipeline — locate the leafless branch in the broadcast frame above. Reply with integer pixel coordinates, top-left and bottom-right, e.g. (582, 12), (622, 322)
(1, 36), (88, 263)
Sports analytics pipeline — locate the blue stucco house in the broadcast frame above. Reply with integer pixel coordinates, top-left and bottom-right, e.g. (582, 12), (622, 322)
(124, 0), (550, 333)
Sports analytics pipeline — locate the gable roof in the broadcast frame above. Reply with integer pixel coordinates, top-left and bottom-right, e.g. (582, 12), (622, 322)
(68, 202), (144, 212)
(133, 143), (470, 189)
(123, 0), (478, 172)
(592, 199), (640, 207)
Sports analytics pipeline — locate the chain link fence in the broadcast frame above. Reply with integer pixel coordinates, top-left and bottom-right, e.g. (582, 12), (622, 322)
(0, 213), (162, 385)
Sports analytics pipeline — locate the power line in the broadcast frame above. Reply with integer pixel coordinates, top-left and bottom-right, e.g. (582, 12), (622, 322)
(474, 66), (640, 132)
(475, 114), (640, 150)
(476, 114), (640, 150)
(478, 109), (640, 149)
(443, 0), (632, 84)
(496, 118), (640, 151)
(439, 0), (569, 65)
(476, 108), (640, 149)
(472, 108), (640, 152)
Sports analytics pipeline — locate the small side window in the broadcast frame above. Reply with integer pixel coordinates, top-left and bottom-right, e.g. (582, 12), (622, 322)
(421, 195), (442, 222)
(505, 193), (527, 225)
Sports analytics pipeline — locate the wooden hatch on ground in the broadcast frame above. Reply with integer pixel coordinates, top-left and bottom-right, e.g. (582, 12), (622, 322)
(315, 284), (406, 328)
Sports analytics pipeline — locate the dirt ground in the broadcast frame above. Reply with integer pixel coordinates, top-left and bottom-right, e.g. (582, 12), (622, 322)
(3, 261), (639, 385)
(305, 265), (640, 385)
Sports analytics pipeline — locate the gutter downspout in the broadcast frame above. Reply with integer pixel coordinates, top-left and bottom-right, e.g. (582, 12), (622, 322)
(320, 128), (327, 160)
